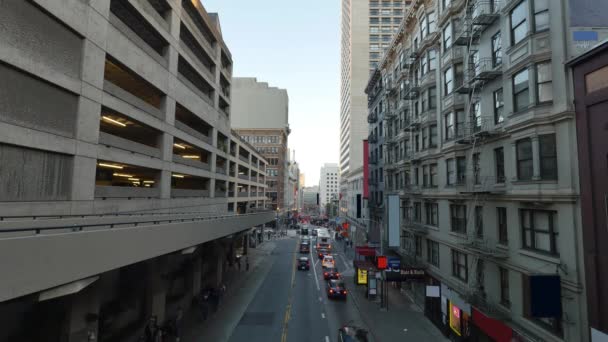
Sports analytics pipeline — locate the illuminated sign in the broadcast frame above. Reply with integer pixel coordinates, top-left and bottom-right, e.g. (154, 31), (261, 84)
(357, 269), (368, 285)
(449, 302), (462, 336)
(377, 256), (388, 270)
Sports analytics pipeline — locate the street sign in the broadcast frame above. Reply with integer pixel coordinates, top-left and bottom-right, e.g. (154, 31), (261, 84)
(384, 267), (426, 282)
(388, 258), (400, 271)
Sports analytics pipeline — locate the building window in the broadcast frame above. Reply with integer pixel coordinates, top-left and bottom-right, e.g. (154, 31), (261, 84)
(430, 163), (438, 187)
(491, 32), (502, 67)
(415, 235), (423, 257)
(534, 0), (549, 32)
(472, 101), (482, 130)
(510, 0), (528, 45)
(497, 207), (508, 244)
(422, 128), (428, 149)
(536, 62), (553, 103)
(452, 249), (468, 282)
(450, 204), (467, 233)
(539, 134), (557, 180)
(446, 158), (455, 185)
(475, 206), (483, 238)
(494, 88), (504, 124)
(429, 86), (437, 109)
(427, 240), (440, 267)
(425, 202), (439, 226)
(420, 15), (428, 39)
(516, 138), (533, 180)
(495, 147), (505, 183)
(521, 209), (558, 255)
(445, 112), (454, 140)
(429, 49), (438, 71)
(430, 125), (438, 147)
(456, 156), (466, 184)
(442, 0), (451, 10)
(443, 22), (452, 50)
(444, 67), (453, 95)
(513, 68), (530, 112)
(414, 202), (422, 223)
(422, 165), (429, 187)
(500, 267), (511, 307)
(473, 153), (481, 184)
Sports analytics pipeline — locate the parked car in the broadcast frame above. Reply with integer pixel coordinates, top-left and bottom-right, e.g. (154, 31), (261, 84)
(297, 257), (310, 271)
(326, 279), (347, 299)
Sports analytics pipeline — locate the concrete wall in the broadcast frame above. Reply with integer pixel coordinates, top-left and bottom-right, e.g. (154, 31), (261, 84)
(0, 211), (274, 302)
(231, 77), (289, 129)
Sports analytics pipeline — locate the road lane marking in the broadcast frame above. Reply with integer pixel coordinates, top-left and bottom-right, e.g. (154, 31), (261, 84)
(319, 296), (323, 302)
(281, 241), (299, 342)
(325, 336), (330, 342)
(321, 313), (325, 319)
(311, 248), (320, 291)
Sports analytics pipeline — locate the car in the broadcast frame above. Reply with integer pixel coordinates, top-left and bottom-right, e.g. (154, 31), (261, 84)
(311, 229), (318, 236)
(317, 248), (329, 259)
(299, 242), (310, 253)
(297, 257), (310, 271)
(301, 227), (309, 235)
(326, 279), (347, 299)
(301, 235), (311, 241)
(322, 255), (335, 269)
(323, 267), (340, 280)
(338, 325), (368, 342)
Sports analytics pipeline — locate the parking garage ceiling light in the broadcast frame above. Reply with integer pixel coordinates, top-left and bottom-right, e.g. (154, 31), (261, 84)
(98, 163), (123, 169)
(102, 116), (126, 127)
(182, 155), (200, 159)
(172, 174), (185, 178)
(113, 173), (134, 178)
(174, 143), (187, 149)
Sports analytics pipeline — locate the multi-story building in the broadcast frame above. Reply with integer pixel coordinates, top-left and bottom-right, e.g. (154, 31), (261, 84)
(232, 78), (290, 213)
(302, 186), (320, 215)
(339, 0), (410, 224)
(286, 152), (301, 212)
(319, 163), (340, 215)
(0, 1), (274, 340)
(365, 0), (608, 341)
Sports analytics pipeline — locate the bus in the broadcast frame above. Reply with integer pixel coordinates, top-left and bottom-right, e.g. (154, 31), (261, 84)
(316, 228), (332, 251)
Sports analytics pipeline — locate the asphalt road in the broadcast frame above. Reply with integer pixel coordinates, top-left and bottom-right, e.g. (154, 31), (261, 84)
(227, 229), (369, 342)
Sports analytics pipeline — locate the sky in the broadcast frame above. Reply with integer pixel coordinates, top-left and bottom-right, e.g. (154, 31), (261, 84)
(203, 0), (341, 187)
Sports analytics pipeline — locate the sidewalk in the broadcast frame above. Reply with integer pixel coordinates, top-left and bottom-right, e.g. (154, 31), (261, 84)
(180, 240), (278, 342)
(336, 240), (447, 342)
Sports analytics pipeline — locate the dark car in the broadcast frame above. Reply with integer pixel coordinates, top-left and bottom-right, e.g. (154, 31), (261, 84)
(297, 257), (310, 271)
(299, 242), (310, 253)
(311, 229), (318, 236)
(323, 267), (341, 280)
(326, 279), (347, 299)
(317, 248), (329, 259)
(301, 227), (309, 235)
(338, 325), (368, 342)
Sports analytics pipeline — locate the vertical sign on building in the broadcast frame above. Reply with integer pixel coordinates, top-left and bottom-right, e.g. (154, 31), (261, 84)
(387, 195), (400, 247)
(356, 194), (362, 218)
(363, 140), (369, 199)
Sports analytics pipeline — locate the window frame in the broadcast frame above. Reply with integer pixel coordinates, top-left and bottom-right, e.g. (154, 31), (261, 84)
(539, 133), (557, 180)
(535, 61), (553, 104)
(510, 0), (529, 46)
(533, 0), (549, 32)
(443, 22), (453, 51)
(450, 204), (467, 233)
(427, 239), (440, 267)
(520, 209), (559, 255)
(497, 207), (508, 244)
(444, 67), (454, 95)
(500, 267), (511, 307)
(513, 68), (530, 112)
(475, 205), (483, 238)
(516, 137), (533, 180)
(493, 88), (504, 124)
(491, 31), (502, 68)
(494, 147), (505, 183)
(452, 249), (468, 282)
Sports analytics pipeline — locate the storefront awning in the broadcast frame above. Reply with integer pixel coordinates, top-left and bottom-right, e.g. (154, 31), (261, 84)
(355, 246), (376, 256)
(472, 308), (513, 342)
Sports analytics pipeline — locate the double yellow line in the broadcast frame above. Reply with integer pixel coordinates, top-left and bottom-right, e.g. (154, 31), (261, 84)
(281, 239), (299, 342)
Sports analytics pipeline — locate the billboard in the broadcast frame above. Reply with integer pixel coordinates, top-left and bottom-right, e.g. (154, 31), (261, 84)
(387, 194), (400, 247)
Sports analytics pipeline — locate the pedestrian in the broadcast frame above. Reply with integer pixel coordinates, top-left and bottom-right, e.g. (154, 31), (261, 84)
(143, 316), (161, 342)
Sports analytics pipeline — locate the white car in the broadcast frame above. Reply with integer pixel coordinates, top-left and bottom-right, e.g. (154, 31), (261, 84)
(322, 255), (335, 268)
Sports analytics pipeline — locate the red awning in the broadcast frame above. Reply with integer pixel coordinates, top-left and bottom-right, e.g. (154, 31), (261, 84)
(472, 308), (513, 342)
(355, 246), (376, 256)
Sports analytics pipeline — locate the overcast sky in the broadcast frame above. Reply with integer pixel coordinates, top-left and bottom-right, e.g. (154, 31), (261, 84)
(203, 0), (341, 187)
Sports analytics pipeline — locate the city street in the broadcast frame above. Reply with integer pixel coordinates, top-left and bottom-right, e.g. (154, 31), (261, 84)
(220, 228), (446, 342)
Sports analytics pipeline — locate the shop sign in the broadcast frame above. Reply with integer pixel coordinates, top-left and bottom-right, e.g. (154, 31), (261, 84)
(384, 268), (425, 281)
(357, 268), (368, 285)
(377, 256), (388, 269)
(449, 302), (462, 336)
(388, 258), (400, 271)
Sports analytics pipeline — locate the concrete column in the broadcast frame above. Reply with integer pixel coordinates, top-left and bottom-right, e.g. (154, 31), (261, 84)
(66, 282), (100, 342)
(209, 178), (216, 198)
(71, 155), (97, 201)
(161, 133), (173, 162)
(531, 135), (541, 180)
(164, 97), (176, 126)
(145, 259), (168, 323)
(160, 170), (171, 199)
(191, 256), (202, 297)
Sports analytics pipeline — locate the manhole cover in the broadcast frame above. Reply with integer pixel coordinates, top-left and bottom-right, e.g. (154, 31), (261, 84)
(238, 312), (275, 326)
